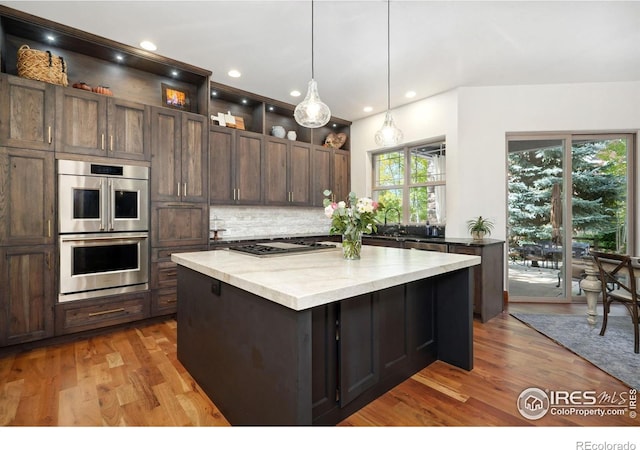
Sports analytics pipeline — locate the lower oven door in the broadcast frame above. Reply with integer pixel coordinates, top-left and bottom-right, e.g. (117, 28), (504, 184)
(59, 232), (149, 302)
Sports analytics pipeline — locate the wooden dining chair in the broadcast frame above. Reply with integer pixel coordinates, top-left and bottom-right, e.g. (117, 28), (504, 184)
(590, 251), (640, 353)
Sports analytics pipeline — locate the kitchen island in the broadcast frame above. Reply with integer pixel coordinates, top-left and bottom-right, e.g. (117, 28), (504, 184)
(172, 244), (480, 425)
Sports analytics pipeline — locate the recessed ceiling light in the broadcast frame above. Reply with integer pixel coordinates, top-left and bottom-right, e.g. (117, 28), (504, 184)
(140, 40), (157, 51)
(268, 106), (275, 111)
(363, 106), (373, 113)
(241, 99), (248, 104)
(290, 90), (301, 97)
(115, 54), (124, 62)
(405, 90), (417, 98)
(228, 69), (241, 78)
(46, 35), (55, 42)
(211, 90), (218, 97)
(171, 70), (178, 77)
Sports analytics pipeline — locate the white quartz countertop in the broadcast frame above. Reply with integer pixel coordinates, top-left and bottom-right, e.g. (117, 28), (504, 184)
(171, 244), (481, 311)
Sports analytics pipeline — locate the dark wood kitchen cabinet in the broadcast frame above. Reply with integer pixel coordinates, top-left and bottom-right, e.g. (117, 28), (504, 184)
(56, 88), (149, 160)
(55, 290), (150, 336)
(150, 203), (209, 248)
(362, 237), (505, 322)
(448, 241), (504, 323)
(149, 107), (208, 317)
(0, 147), (55, 246)
(0, 245), (55, 346)
(150, 107), (208, 203)
(0, 74), (55, 151)
(209, 128), (263, 205)
(311, 145), (350, 206)
(264, 137), (311, 206)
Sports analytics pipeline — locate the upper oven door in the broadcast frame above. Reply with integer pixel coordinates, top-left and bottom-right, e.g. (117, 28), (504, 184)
(58, 173), (107, 233)
(108, 177), (149, 232)
(59, 175), (149, 233)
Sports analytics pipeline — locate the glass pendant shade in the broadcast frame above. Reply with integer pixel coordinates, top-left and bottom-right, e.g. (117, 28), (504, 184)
(374, 110), (403, 147)
(294, 79), (331, 128)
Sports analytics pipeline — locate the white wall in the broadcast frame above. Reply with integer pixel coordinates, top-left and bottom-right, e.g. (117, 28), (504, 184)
(350, 81), (640, 250)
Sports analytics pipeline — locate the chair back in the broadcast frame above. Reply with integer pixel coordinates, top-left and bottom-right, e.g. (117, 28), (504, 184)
(590, 251), (638, 300)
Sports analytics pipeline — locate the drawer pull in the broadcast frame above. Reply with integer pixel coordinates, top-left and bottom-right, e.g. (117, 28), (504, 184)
(88, 307), (125, 317)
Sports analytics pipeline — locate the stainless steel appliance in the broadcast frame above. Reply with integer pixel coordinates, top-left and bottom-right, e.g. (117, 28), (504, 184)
(229, 241), (337, 257)
(58, 160), (149, 302)
(58, 160), (148, 233)
(59, 232), (149, 301)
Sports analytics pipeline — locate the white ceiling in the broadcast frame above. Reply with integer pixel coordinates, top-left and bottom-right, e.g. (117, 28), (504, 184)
(5, 0), (640, 121)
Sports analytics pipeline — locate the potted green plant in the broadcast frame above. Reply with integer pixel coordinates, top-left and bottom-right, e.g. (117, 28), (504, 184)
(466, 216), (494, 240)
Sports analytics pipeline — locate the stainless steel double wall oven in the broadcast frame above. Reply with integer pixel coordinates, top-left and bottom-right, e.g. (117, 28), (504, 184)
(58, 160), (149, 302)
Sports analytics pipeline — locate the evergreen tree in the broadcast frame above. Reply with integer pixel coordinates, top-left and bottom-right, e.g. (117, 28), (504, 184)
(508, 140), (626, 251)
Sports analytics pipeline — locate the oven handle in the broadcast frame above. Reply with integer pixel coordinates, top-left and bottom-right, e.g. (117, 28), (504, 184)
(108, 179), (114, 231)
(60, 234), (148, 243)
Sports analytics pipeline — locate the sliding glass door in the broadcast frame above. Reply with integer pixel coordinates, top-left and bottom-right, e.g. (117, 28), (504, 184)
(507, 133), (634, 302)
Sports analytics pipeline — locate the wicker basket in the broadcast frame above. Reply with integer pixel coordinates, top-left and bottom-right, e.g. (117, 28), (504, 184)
(17, 45), (68, 87)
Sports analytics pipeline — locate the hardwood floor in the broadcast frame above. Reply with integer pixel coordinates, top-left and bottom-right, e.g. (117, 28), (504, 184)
(0, 304), (636, 428)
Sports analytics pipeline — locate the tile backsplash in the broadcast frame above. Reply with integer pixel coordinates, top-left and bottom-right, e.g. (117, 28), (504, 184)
(210, 206), (331, 239)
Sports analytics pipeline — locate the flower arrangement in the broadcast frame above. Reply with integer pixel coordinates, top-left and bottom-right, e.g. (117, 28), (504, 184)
(323, 190), (384, 259)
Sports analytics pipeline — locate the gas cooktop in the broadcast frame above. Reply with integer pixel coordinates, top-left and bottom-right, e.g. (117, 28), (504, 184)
(229, 241), (337, 257)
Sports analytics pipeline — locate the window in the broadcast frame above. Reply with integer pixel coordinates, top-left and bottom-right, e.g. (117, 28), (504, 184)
(372, 139), (446, 225)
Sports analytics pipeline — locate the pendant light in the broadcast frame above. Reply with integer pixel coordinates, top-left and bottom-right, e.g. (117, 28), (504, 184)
(375, 0), (403, 147)
(294, 0), (331, 128)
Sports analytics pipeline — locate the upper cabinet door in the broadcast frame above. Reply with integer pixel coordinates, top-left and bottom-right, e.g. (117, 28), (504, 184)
(107, 98), (149, 161)
(150, 107), (182, 202)
(235, 131), (263, 205)
(209, 127), (235, 204)
(0, 74), (55, 151)
(181, 112), (208, 203)
(333, 149), (350, 204)
(56, 87), (108, 156)
(264, 138), (289, 205)
(311, 145), (332, 207)
(289, 142), (311, 206)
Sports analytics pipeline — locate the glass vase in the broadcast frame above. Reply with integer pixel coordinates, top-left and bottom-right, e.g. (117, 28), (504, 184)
(342, 231), (363, 260)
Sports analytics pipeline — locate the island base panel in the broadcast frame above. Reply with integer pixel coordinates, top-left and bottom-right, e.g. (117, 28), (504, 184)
(177, 267), (312, 425)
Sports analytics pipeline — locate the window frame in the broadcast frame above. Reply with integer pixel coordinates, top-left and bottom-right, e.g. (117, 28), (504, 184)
(371, 138), (446, 225)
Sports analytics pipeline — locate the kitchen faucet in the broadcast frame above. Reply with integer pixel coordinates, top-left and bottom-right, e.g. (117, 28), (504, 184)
(384, 208), (401, 226)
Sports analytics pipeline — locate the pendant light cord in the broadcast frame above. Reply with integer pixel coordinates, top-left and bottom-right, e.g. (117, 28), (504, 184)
(386, 0), (391, 111)
(311, 0), (315, 79)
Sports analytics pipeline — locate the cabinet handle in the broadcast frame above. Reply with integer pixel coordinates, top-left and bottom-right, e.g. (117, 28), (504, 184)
(48, 126), (52, 144)
(45, 253), (51, 269)
(237, 188), (240, 200)
(233, 188), (237, 200)
(177, 183), (181, 197)
(110, 135), (114, 152)
(183, 183), (187, 197)
(101, 134), (105, 150)
(88, 308), (126, 317)
(47, 219), (51, 238)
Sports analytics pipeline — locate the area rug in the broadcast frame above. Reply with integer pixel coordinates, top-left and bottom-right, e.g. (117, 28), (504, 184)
(510, 313), (640, 391)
